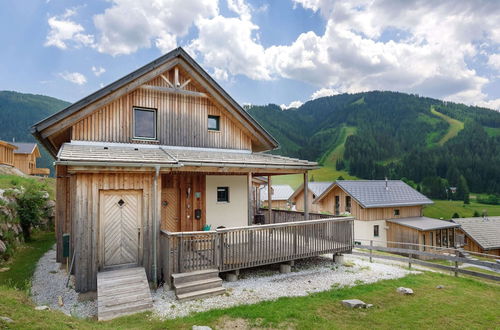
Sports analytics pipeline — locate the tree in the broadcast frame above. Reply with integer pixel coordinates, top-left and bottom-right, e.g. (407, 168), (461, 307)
(337, 175), (345, 180)
(457, 175), (470, 204)
(473, 210), (480, 217)
(452, 212), (460, 218)
(15, 182), (49, 241)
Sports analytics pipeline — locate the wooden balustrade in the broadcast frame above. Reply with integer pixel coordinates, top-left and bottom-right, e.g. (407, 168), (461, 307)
(160, 217), (354, 287)
(258, 208), (333, 224)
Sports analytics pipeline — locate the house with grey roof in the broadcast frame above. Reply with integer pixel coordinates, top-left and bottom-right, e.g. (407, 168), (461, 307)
(312, 180), (455, 248)
(453, 217), (500, 256)
(289, 181), (333, 213)
(260, 184), (294, 209)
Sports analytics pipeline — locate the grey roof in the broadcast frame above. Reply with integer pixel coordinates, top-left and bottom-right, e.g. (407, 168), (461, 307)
(57, 141), (317, 169)
(321, 180), (433, 208)
(452, 217), (500, 250)
(289, 181), (333, 201)
(388, 217), (459, 231)
(260, 185), (295, 201)
(32, 47), (278, 157)
(11, 142), (36, 154)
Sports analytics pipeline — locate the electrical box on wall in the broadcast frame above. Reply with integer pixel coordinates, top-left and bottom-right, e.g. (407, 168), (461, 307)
(195, 192), (201, 199)
(195, 209), (202, 220)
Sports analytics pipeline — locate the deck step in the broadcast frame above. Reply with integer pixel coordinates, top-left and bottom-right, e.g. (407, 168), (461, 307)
(97, 267), (153, 321)
(176, 287), (226, 302)
(174, 277), (223, 295)
(171, 269), (220, 285)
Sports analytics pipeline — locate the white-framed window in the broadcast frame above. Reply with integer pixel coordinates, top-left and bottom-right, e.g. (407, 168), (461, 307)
(208, 115), (220, 131)
(133, 107), (157, 140)
(217, 187), (229, 202)
(373, 225), (379, 237)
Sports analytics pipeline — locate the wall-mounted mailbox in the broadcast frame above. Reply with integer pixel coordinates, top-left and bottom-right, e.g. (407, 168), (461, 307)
(195, 209), (202, 220)
(62, 233), (70, 258)
(195, 192), (201, 199)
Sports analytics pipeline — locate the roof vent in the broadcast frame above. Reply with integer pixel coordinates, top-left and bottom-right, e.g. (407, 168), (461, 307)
(385, 177), (389, 191)
(103, 147), (108, 150)
(134, 148), (139, 151)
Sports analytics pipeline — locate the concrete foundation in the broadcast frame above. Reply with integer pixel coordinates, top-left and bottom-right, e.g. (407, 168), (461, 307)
(280, 264), (292, 273)
(334, 254), (345, 264)
(226, 273), (238, 282)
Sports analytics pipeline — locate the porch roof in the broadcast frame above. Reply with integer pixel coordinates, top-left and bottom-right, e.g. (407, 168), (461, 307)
(57, 141), (318, 170)
(387, 217), (460, 231)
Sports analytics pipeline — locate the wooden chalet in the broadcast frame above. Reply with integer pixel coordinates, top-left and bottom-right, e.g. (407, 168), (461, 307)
(260, 184), (294, 209)
(289, 181), (332, 213)
(31, 47), (354, 307)
(453, 217), (500, 256)
(11, 142), (50, 176)
(0, 140), (16, 167)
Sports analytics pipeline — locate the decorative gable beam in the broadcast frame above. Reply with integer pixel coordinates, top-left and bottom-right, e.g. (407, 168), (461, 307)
(160, 74), (174, 88)
(140, 85), (208, 98)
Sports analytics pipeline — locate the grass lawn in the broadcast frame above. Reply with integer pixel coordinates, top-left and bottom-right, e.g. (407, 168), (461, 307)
(1, 233), (499, 329)
(0, 231), (55, 290)
(423, 199), (500, 219)
(0, 174), (55, 199)
(430, 107), (464, 146)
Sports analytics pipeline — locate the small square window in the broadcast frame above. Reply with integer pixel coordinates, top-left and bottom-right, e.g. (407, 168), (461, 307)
(208, 115), (220, 131)
(217, 187), (229, 202)
(374, 225), (380, 237)
(133, 107), (157, 139)
(394, 209), (400, 216)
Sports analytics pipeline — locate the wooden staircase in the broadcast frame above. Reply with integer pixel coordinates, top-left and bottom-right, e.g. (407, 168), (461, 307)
(97, 267), (153, 321)
(172, 269), (225, 301)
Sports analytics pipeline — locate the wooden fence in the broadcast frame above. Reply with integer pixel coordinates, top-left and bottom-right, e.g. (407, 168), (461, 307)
(161, 217), (354, 287)
(354, 240), (500, 282)
(258, 208), (333, 224)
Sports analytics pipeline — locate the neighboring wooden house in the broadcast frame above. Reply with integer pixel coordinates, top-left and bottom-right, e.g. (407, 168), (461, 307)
(289, 182), (332, 212)
(0, 140), (17, 167)
(312, 180), (452, 247)
(260, 184), (294, 209)
(31, 48), (353, 299)
(11, 142), (50, 176)
(453, 217), (500, 256)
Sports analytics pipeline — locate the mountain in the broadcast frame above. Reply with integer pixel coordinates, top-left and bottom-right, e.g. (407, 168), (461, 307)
(0, 91), (71, 174)
(248, 91), (500, 195)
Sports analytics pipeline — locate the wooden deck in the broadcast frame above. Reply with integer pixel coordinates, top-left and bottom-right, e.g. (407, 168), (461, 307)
(160, 217), (354, 287)
(97, 267), (153, 321)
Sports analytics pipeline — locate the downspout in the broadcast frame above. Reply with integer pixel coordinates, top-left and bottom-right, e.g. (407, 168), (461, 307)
(152, 166), (160, 287)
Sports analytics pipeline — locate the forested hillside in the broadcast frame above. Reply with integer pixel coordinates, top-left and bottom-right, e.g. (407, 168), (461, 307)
(0, 91), (70, 173)
(248, 91), (500, 194)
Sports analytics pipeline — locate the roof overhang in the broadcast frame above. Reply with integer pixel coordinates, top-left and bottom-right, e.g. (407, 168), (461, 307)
(31, 47), (279, 157)
(387, 217), (460, 231)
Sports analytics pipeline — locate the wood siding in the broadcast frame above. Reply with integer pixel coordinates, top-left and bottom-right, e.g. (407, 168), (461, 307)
(456, 228), (500, 256)
(317, 185), (423, 220)
(71, 67), (253, 150)
(261, 200), (289, 209)
(69, 172), (158, 292)
(0, 142), (15, 166)
(292, 189), (320, 213)
(13, 154), (36, 174)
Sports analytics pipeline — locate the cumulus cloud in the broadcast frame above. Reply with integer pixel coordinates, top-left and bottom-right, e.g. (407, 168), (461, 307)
(488, 53), (500, 72)
(93, 0), (218, 55)
(280, 100), (303, 110)
(311, 88), (339, 100)
(59, 71), (87, 85)
(45, 9), (94, 49)
(91, 66), (106, 77)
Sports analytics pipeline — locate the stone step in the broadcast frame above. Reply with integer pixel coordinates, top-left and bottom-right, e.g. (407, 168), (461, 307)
(171, 269), (219, 285)
(176, 286), (226, 302)
(174, 277), (223, 295)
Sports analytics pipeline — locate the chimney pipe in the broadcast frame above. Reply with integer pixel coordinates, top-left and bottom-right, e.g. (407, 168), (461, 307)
(385, 177), (388, 191)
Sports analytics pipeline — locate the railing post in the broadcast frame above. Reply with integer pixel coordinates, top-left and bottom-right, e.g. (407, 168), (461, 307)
(369, 240), (373, 263)
(166, 234), (171, 288)
(178, 235), (184, 273)
(408, 253), (412, 269)
(219, 232), (225, 271)
(454, 250), (459, 277)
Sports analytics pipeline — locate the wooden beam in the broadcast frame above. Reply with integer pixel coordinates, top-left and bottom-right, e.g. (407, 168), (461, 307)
(248, 173), (253, 225)
(174, 67), (180, 87)
(140, 85), (208, 98)
(179, 79), (191, 89)
(268, 176), (272, 224)
(160, 74), (174, 88)
(304, 171), (309, 220)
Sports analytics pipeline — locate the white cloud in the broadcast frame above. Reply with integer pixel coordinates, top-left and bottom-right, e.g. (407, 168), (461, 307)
(91, 66), (106, 77)
(488, 53), (500, 72)
(45, 9), (94, 49)
(280, 100), (303, 110)
(311, 88), (338, 100)
(59, 71), (87, 85)
(93, 0), (218, 55)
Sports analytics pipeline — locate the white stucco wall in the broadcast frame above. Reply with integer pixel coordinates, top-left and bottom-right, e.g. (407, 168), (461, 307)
(354, 219), (387, 247)
(206, 175), (248, 229)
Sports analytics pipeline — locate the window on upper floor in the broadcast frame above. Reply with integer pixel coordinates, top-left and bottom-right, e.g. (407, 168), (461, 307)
(208, 115), (220, 131)
(345, 196), (351, 213)
(394, 209), (400, 216)
(217, 187), (229, 203)
(133, 107), (157, 140)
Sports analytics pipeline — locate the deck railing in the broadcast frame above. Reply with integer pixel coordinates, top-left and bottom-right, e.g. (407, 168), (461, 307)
(160, 217), (354, 287)
(258, 208), (333, 224)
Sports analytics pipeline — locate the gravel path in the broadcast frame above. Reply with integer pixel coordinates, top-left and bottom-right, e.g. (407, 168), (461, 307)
(31, 246), (97, 318)
(153, 255), (420, 320)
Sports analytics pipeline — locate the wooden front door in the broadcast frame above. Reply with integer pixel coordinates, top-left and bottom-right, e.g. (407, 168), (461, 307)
(100, 190), (142, 269)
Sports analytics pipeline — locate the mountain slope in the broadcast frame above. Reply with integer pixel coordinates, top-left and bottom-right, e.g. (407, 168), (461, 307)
(248, 91), (500, 194)
(0, 91), (71, 173)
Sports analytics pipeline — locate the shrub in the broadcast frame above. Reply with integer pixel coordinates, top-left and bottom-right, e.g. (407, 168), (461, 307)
(15, 181), (50, 241)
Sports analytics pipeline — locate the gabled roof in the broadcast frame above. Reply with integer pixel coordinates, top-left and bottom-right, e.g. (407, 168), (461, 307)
(11, 142), (38, 155)
(289, 181), (333, 201)
(0, 140), (17, 150)
(56, 141), (317, 170)
(260, 185), (295, 201)
(315, 180), (433, 208)
(452, 217), (500, 250)
(31, 47), (279, 156)
(388, 217), (459, 231)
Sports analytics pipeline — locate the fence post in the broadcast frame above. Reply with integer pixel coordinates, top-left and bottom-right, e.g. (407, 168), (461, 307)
(178, 235), (183, 273)
(408, 253), (412, 269)
(166, 235), (171, 288)
(454, 250), (459, 277)
(369, 240), (373, 263)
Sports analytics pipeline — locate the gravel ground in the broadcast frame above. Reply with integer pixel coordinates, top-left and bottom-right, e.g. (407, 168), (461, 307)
(153, 254), (420, 320)
(31, 246), (97, 318)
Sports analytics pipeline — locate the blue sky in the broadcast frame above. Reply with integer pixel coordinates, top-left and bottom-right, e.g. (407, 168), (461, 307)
(1, 0), (499, 111)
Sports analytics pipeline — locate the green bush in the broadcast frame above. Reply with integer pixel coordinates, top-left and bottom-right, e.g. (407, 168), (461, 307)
(15, 182), (50, 241)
